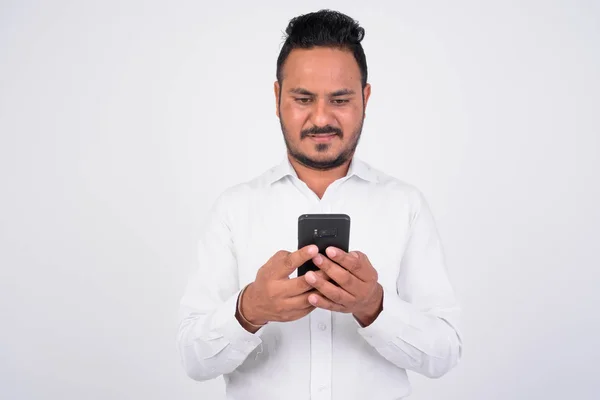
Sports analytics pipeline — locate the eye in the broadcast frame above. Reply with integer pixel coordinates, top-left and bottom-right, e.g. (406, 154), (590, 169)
(295, 97), (312, 104)
(332, 99), (350, 105)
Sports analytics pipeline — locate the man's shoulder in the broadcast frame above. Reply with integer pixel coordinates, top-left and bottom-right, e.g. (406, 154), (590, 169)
(208, 165), (276, 208)
(358, 159), (424, 202)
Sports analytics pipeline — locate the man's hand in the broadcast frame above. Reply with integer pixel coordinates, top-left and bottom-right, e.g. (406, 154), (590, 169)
(237, 244), (328, 332)
(304, 247), (383, 327)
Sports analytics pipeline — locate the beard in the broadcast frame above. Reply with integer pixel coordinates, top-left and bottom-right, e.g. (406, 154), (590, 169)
(279, 116), (364, 171)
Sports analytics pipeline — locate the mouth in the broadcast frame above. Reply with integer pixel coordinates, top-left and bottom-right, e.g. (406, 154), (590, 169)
(307, 133), (337, 142)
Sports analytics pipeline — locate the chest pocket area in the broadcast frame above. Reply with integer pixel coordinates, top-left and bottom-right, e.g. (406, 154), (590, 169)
(348, 212), (408, 290)
(233, 214), (298, 286)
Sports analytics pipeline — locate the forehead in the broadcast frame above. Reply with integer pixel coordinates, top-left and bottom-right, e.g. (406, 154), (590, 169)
(281, 47), (362, 90)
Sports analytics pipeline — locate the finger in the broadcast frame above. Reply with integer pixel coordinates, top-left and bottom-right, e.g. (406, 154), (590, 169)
(283, 270), (328, 296)
(273, 245), (319, 279)
(306, 292), (347, 313)
(285, 288), (319, 309)
(325, 247), (374, 282)
(311, 254), (362, 295)
(304, 270), (356, 306)
(279, 304), (316, 322)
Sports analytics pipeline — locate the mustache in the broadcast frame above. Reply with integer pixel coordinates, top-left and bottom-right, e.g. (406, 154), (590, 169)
(300, 125), (343, 139)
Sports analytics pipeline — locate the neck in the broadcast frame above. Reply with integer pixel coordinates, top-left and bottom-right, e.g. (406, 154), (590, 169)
(288, 154), (352, 199)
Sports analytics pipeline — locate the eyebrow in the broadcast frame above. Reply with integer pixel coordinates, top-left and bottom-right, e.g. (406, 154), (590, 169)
(288, 87), (356, 97)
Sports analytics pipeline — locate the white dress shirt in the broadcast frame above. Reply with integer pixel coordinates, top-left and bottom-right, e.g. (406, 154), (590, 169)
(177, 155), (462, 400)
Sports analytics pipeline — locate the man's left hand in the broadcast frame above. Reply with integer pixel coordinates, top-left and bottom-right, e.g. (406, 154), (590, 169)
(304, 247), (383, 327)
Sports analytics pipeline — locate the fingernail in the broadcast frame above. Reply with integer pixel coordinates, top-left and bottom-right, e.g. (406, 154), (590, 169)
(309, 295), (318, 305)
(351, 252), (359, 258)
(313, 254), (323, 265)
(326, 247), (337, 257)
(306, 271), (316, 284)
(308, 245), (318, 255)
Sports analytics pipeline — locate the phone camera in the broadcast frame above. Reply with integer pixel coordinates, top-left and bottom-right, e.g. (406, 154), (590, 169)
(316, 228), (337, 238)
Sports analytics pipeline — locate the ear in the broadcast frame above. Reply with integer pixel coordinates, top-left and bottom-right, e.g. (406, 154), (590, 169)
(274, 81), (281, 118)
(362, 83), (371, 117)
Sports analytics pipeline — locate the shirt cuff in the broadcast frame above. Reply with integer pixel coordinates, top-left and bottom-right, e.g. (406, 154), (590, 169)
(355, 286), (428, 347)
(193, 288), (263, 358)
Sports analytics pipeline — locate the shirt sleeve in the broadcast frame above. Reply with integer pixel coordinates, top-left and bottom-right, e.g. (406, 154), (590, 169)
(356, 189), (463, 379)
(176, 191), (264, 381)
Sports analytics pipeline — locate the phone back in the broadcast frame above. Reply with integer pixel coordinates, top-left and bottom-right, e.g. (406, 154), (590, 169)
(297, 214), (351, 277)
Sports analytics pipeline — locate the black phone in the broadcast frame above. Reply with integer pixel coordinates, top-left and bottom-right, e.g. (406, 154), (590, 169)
(297, 213), (351, 279)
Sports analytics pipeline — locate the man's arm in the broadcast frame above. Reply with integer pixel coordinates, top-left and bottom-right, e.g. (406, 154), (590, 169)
(176, 192), (263, 382)
(356, 189), (462, 379)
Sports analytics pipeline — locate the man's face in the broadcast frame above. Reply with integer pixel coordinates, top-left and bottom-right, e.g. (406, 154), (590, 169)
(275, 47), (371, 170)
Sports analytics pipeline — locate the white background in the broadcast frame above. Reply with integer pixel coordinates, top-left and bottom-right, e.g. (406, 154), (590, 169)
(1, 1), (599, 399)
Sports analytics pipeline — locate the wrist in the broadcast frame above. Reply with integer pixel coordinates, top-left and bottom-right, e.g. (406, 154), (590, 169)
(239, 283), (268, 326)
(353, 284), (383, 327)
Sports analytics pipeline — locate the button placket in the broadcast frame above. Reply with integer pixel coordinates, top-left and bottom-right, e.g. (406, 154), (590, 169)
(306, 174), (338, 399)
(309, 308), (332, 400)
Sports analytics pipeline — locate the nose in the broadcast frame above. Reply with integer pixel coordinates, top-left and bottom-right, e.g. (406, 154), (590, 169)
(310, 98), (335, 127)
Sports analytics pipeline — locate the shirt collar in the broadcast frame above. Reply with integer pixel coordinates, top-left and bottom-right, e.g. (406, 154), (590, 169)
(267, 154), (378, 185)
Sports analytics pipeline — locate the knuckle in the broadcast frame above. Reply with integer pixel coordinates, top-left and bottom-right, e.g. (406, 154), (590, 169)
(331, 290), (342, 304)
(283, 255), (294, 269)
(275, 250), (289, 261)
(373, 269), (379, 280)
(340, 272), (352, 286)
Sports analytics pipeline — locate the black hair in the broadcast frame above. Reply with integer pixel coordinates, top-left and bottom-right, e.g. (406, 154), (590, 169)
(276, 9), (368, 89)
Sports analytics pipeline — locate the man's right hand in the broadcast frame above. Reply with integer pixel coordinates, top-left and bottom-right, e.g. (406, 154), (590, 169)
(237, 244), (325, 332)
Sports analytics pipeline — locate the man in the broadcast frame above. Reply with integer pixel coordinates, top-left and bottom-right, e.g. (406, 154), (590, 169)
(177, 9), (462, 400)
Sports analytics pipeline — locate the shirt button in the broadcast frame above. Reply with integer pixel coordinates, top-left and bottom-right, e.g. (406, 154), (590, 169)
(318, 322), (326, 331)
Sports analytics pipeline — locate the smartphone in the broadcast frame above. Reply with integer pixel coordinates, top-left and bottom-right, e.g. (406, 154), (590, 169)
(297, 214), (351, 279)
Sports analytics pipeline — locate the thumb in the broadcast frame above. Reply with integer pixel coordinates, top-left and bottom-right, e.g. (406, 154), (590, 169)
(277, 244), (319, 278)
